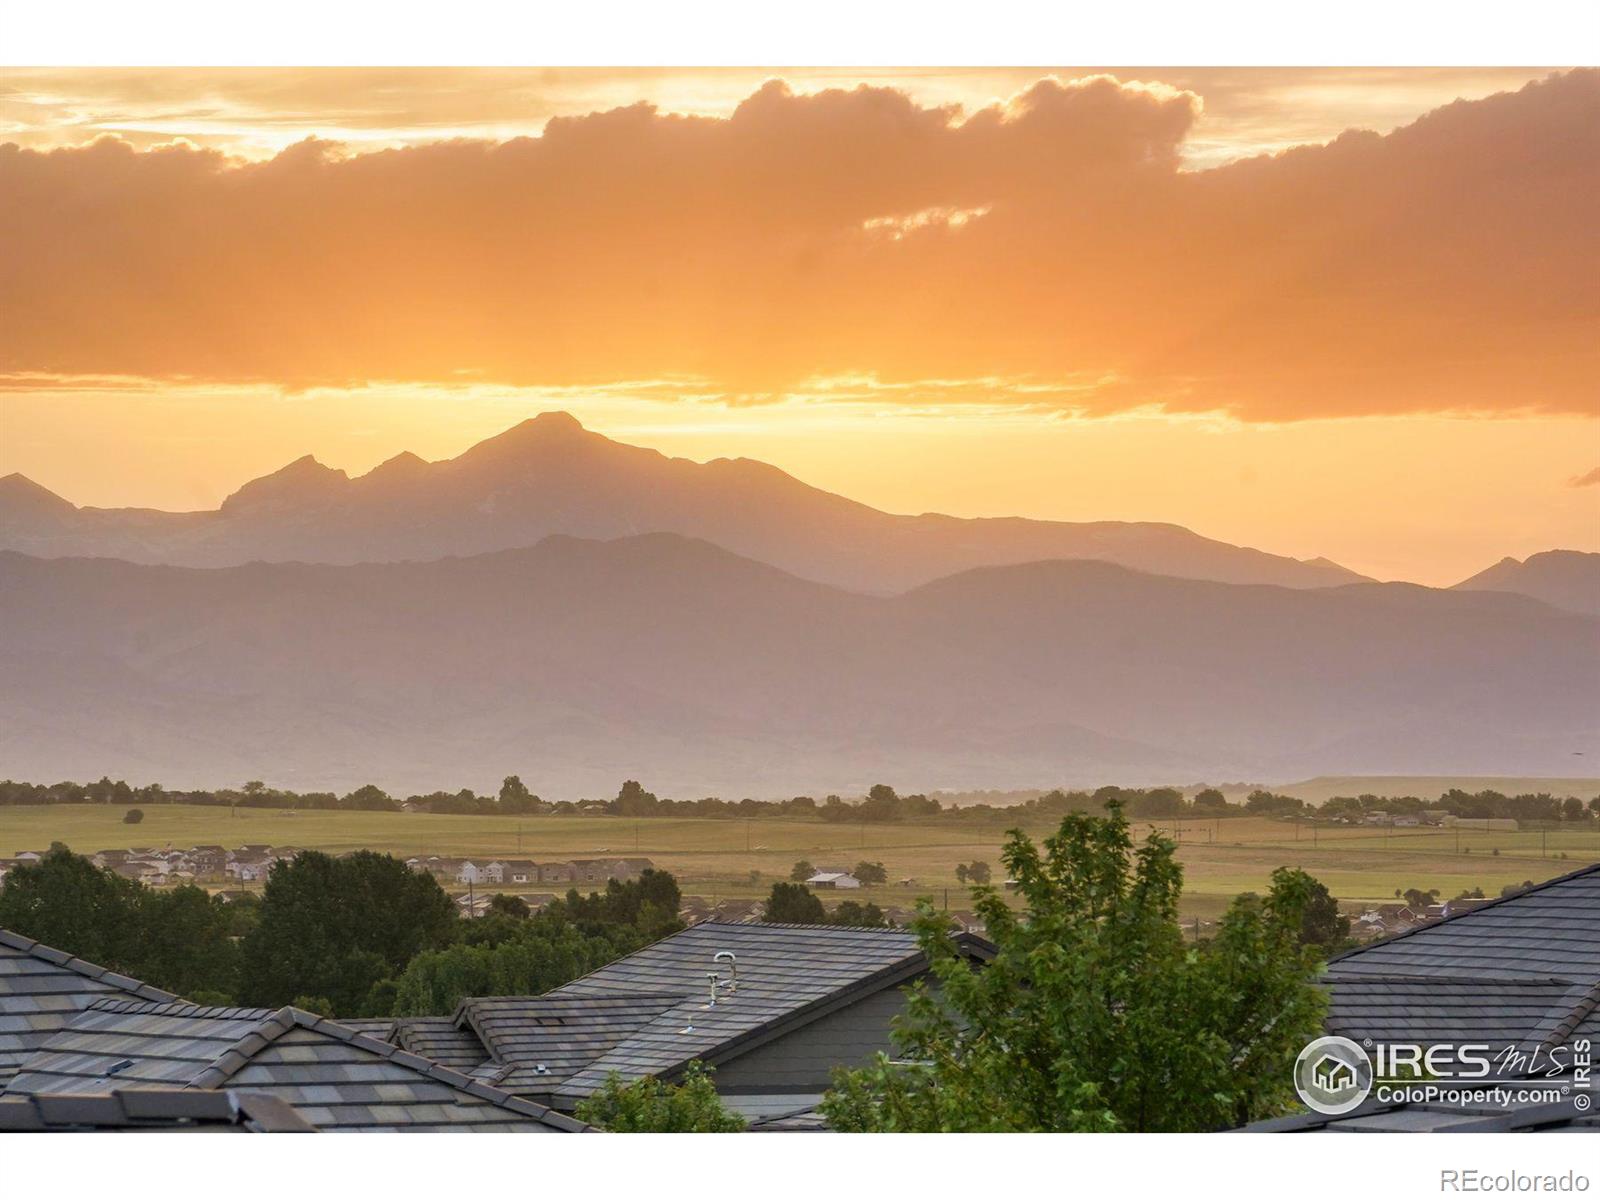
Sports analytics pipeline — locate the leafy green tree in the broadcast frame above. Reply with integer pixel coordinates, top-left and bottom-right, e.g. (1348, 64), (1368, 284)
(546, 869), (683, 940)
(122, 808), (145, 825)
(789, 860), (815, 882)
(612, 780), (660, 817)
(130, 885), (240, 1000)
(954, 863), (969, 885)
(854, 861), (887, 885)
(392, 918), (650, 1016)
(339, 784), (398, 811)
(489, 893), (531, 919)
(0, 847), (142, 969)
(966, 861), (992, 885)
(239, 851), (456, 1014)
(821, 802), (1326, 1132)
(830, 900), (888, 928)
(575, 1062), (746, 1132)
(763, 882), (827, 924)
(1287, 869), (1350, 950)
(498, 775), (540, 814)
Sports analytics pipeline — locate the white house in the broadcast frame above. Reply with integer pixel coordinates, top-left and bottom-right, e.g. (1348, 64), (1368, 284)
(805, 871), (861, 890)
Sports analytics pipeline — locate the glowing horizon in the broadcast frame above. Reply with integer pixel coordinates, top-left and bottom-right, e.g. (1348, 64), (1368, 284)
(1, 67), (1595, 586)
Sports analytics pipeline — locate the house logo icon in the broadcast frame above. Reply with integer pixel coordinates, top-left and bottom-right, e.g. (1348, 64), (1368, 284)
(1311, 1054), (1357, 1093)
(1294, 1036), (1373, 1115)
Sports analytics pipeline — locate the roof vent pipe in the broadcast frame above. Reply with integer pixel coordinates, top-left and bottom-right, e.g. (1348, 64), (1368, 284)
(714, 951), (738, 993)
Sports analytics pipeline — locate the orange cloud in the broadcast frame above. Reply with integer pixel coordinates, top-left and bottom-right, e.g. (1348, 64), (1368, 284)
(1, 71), (1595, 420)
(1572, 467), (1600, 487)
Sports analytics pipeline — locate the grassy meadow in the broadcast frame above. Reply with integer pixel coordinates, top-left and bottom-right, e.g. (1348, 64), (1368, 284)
(3, 804), (1597, 921)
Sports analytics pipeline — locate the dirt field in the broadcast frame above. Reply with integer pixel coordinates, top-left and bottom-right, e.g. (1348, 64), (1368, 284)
(5, 805), (1597, 920)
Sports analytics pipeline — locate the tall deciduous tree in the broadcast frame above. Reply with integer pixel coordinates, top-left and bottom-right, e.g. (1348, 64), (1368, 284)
(239, 850), (456, 1014)
(821, 802), (1327, 1132)
(763, 882), (826, 924)
(0, 848), (142, 968)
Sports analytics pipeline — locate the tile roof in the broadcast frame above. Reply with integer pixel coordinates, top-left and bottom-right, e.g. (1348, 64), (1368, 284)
(1325, 975), (1594, 1066)
(1320, 863), (1600, 1071)
(0, 1087), (315, 1132)
(537, 921), (991, 1102)
(0, 927), (178, 1086)
(455, 993), (685, 1093)
(4, 999), (589, 1132)
(1326, 863), (1600, 982)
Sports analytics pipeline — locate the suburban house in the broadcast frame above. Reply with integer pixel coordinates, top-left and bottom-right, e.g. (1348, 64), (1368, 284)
(805, 871), (861, 890)
(1, 996), (589, 1132)
(357, 920), (995, 1123)
(453, 858), (652, 888)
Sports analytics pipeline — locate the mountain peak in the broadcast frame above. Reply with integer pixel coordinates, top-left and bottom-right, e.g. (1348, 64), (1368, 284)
(451, 411), (611, 469)
(359, 451), (429, 484)
(0, 472), (75, 515)
(221, 454), (350, 514)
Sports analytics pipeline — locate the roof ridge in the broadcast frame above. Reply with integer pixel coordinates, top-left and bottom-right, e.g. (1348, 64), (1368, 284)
(185, 1006), (591, 1130)
(1326, 973), (1581, 988)
(1327, 861), (1600, 967)
(1540, 978), (1600, 1055)
(0, 926), (179, 1005)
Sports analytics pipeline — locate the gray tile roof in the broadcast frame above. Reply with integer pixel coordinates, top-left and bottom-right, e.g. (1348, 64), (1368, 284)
(1327, 863), (1600, 982)
(456, 993), (685, 1093)
(0, 1087), (315, 1132)
(1321, 863), (1600, 1071)
(4, 999), (589, 1132)
(0, 927), (178, 1086)
(1325, 975), (1594, 1065)
(537, 921), (991, 1103)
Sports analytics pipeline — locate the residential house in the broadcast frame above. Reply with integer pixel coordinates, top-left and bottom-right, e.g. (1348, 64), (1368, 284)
(538, 862), (577, 885)
(500, 861), (541, 886)
(188, 846), (229, 877)
(570, 857), (641, 884)
(805, 871), (861, 890)
(354, 920), (994, 1123)
(2, 998), (588, 1132)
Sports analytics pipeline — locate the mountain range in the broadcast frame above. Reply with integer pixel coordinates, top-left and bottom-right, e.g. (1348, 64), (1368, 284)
(2, 534), (1594, 795)
(2, 413), (1594, 794)
(0, 412), (1367, 593)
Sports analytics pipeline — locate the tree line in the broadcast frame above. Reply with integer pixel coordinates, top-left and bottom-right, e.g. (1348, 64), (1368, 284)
(0, 846), (683, 1018)
(5, 775), (1593, 827)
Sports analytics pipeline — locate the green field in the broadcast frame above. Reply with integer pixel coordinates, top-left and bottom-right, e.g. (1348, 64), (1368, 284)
(4, 805), (1597, 920)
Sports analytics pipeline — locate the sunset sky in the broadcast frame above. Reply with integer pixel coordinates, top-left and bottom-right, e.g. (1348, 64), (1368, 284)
(2, 67), (1596, 584)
